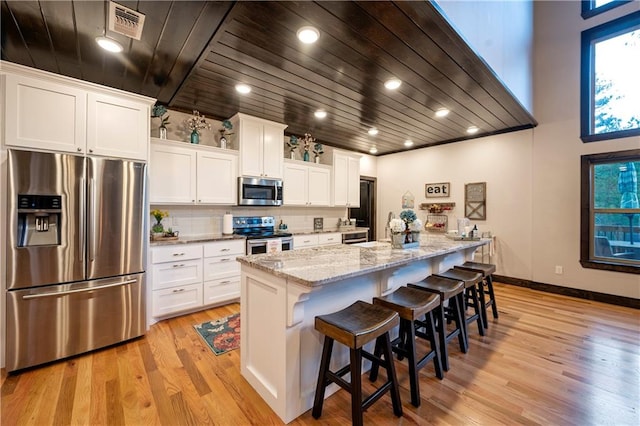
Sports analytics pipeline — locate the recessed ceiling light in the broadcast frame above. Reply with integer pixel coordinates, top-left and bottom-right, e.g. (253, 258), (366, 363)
(369, 147), (378, 154)
(435, 108), (450, 118)
(466, 126), (479, 134)
(368, 127), (379, 136)
(95, 36), (123, 53)
(404, 140), (414, 147)
(384, 78), (402, 90)
(235, 84), (251, 94)
(297, 26), (320, 44)
(314, 109), (327, 119)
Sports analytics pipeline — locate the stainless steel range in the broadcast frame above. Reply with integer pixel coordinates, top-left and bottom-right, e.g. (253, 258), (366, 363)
(233, 216), (293, 254)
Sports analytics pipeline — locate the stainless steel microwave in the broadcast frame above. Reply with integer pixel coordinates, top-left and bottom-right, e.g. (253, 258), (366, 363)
(238, 176), (283, 206)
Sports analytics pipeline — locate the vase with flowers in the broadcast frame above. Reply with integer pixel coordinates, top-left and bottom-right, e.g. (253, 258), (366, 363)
(313, 142), (324, 163)
(219, 119), (234, 149)
(151, 209), (169, 239)
(301, 132), (315, 162)
(185, 110), (211, 144)
(287, 135), (299, 159)
(389, 218), (407, 248)
(393, 209), (420, 248)
(151, 103), (170, 139)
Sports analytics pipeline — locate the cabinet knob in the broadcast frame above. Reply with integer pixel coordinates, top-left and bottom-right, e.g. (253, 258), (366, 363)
(89, 149), (93, 153)
(77, 147), (82, 152)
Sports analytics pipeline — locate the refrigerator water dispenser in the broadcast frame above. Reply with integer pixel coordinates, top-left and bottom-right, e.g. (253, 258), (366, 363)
(17, 194), (62, 247)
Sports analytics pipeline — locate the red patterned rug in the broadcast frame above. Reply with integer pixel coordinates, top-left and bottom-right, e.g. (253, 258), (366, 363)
(193, 313), (240, 355)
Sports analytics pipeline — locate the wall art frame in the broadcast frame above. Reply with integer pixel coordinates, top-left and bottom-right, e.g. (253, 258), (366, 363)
(465, 182), (486, 220)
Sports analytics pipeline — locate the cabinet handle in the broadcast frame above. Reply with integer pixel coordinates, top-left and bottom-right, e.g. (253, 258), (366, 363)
(221, 248), (230, 252)
(198, 200), (201, 202)
(172, 288), (185, 293)
(172, 264), (185, 268)
(172, 253), (185, 256)
(304, 240), (311, 243)
(220, 280), (231, 284)
(220, 258), (231, 262)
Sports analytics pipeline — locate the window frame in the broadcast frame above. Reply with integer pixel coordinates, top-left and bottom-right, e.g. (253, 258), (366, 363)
(580, 11), (640, 143)
(580, 149), (640, 274)
(581, 0), (632, 20)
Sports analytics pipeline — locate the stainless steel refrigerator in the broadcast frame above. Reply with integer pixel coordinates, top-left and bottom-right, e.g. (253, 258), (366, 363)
(5, 149), (146, 372)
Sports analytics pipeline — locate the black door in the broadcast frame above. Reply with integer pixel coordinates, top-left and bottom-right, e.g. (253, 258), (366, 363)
(349, 176), (376, 241)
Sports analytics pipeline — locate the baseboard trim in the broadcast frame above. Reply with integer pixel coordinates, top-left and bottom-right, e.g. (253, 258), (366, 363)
(494, 274), (639, 310)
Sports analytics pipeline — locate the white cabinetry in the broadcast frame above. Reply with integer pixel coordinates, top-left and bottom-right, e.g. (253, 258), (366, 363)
(149, 139), (238, 204)
(283, 160), (331, 206)
(293, 232), (341, 250)
(203, 240), (244, 305)
(151, 244), (203, 317)
(332, 150), (361, 207)
(230, 113), (287, 179)
(150, 239), (244, 318)
(2, 62), (152, 161)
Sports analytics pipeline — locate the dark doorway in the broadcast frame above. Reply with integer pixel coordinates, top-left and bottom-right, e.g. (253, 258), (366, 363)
(349, 176), (376, 242)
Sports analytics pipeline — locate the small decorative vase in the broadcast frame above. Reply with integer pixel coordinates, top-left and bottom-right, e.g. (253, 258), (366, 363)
(159, 126), (167, 139)
(220, 136), (227, 149)
(315, 155), (320, 164)
(190, 130), (199, 144)
(303, 151), (309, 162)
(290, 150), (296, 160)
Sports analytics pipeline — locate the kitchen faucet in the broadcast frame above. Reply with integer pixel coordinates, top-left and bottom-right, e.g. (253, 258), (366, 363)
(385, 211), (395, 239)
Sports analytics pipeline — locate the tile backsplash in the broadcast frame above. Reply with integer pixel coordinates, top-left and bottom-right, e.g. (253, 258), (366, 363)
(151, 205), (349, 236)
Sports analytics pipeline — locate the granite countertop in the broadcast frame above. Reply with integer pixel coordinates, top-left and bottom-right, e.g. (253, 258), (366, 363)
(236, 234), (488, 287)
(150, 234), (245, 246)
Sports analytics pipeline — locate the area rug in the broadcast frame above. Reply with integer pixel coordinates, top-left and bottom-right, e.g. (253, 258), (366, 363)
(194, 313), (240, 355)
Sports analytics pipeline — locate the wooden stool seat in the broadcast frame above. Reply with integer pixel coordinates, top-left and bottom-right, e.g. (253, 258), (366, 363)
(435, 268), (485, 336)
(408, 275), (466, 371)
(455, 261), (499, 327)
(371, 286), (443, 407)
(313, 301), (403, 425)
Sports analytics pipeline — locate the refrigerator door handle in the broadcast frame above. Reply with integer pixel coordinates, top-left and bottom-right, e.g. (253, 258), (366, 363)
(22, 279), (138, 299)
(88, 176), (96, 263)
(79, 176), (86, 264)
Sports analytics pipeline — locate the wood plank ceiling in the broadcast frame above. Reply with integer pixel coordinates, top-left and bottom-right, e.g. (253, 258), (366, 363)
(1, 0), (537, 155)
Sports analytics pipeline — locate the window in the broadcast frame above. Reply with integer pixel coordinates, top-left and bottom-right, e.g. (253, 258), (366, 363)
(580, 11), (640, 142)
(581, 149), (640, 274)
(581, 0), (632, 19)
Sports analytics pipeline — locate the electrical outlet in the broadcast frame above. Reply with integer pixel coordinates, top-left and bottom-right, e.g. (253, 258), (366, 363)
(555, 265), (563, 275)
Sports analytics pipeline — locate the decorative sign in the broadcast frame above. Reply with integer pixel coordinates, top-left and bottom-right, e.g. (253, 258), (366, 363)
(465, 182), (486, 220)
(425, 182), (450, 198)
(402, 191), (415, 208)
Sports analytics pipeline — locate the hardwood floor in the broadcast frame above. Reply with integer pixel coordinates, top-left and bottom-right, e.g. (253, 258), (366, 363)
(2, 283), (639, 425)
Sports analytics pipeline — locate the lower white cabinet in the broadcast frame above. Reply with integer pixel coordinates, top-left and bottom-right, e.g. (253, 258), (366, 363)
(150, 239), (244, 318)
(293, 232), (341, 250)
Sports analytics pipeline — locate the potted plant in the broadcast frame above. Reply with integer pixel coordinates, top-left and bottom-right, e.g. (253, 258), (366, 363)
(151, 209), (168, 238)
(151, 103), (170, 139)
(287, 135), (299, 159)
(313, 142), (324, 163)
(219, 119), (234, 148)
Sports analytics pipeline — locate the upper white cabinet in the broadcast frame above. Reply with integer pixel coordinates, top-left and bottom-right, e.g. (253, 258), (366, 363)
(149, 139), (237, 205)
(2, 62), (152, 161)
(283, 160), (331, 206)
(86, 93), (149, 160)
(230, 113), (287, 179)
(332, 150), (361, 207)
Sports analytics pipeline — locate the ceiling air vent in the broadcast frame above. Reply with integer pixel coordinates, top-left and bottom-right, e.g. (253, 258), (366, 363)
(108, 1), (145, 40)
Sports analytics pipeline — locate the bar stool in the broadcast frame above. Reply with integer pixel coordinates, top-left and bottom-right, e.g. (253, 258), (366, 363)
(312, 301), (403, 426)
(455, 261), (499, 328)
(435, 268), (485, 337)
(369, 286), (443, 407)
(407, 275), (466, 371)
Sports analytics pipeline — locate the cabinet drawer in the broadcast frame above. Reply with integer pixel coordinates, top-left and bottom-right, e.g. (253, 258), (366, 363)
(151, 259), (202, 290)
(151, 244), (202, 264)
(204, 277), (240, 306)
(318, 233), (341, 246)
(152, 283), (202, 317)
(293, 234), (319, 249)
(203, 240), (245, 257)
(203, 255), (241, 281)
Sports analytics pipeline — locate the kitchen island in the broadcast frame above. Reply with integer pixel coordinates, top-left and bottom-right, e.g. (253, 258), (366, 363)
(237, 234), (489, 423)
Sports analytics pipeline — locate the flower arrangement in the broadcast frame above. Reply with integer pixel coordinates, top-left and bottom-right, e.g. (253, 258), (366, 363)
(400, 209), (417, 225)
(313, 142), (324, 157)
(220, 119), (233, 137)
(287, 135), (299, 157)
(301, 133), (315, 161)
(409, 218), (423, 232)
(151, 103), (170, 128)
(389, 218), (406, 234)
(151, 209), (168, 233)
(185, 110), (211, 135)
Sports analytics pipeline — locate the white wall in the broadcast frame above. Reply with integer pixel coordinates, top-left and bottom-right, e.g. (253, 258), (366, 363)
(375, 1), (639, 300)
(435, 0), (534, 113)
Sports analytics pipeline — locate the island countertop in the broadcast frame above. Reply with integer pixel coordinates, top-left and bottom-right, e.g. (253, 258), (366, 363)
(236, 234), (488, 287)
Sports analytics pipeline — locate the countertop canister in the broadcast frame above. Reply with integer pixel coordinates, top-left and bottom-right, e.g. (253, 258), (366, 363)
(223, 213), (233, 235)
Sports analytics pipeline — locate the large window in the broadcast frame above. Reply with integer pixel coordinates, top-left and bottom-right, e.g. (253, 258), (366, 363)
(581, 149), (640, 274)
(581, 0), (632, 19)
(580, 11), (640, 142)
